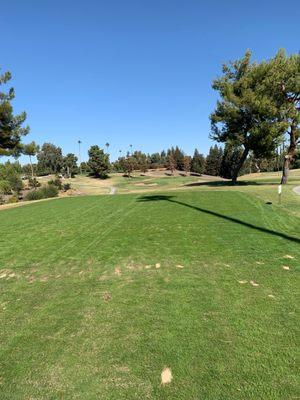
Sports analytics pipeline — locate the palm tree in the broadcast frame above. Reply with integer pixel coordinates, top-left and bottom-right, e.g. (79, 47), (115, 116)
(78, 140), (82, 174)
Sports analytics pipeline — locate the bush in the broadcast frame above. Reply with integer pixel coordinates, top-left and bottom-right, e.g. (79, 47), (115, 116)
(63, 183), (71, 191)
(24, 184), (59, 201)
(28, 177), (41, 189)
(0, 162), (23, 193)
(42, 184), (59, 198)
(48, 178), (62, 190)
(0, 180), (12, 195)
(24, 190), (44, 201)
(8, 195), (18, 204)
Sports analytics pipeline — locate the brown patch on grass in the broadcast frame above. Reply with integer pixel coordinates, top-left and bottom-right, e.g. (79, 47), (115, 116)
(161, 367), (172, 385)
(268, 294), (275, 299)
(176, 265), (184, 269)
(256, 261), (265, 265)
(40, 276), (49, 282)
(99, 274), (109, 281)
(238, 280), (247, 284)
(115, 267), (122, 276)
(115, 365), (130, 373)
(0, 269), (13, 279)
(28, 276), (36, 284)
(282, 265), (290, 270)
(155, 263), (161, 269)
(250, 280), (259, 287)
(103, 291), (112, 301)
(145, 265), (151, 269)
(283, 255), (295, 259)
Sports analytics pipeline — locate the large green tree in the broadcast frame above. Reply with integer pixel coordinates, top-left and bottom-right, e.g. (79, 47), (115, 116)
(63, 153), (78, 178)
(210, 51), (287, 184)
(205, 145), (223, 176)
(191, 148), (206, 174)
(37, 143), (63, 175)
(0, 69), (29, 155)
(88, 145), (110, 178)
(220, 143), (246, 179)
(261, 50), (300, 183)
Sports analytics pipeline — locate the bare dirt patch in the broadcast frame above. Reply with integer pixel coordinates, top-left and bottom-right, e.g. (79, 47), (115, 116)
(103, 291), (112, 301)
(161, 367), (172, 385)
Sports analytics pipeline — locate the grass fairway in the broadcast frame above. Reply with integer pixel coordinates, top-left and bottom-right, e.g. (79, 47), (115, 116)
(0, 190), (299, 399)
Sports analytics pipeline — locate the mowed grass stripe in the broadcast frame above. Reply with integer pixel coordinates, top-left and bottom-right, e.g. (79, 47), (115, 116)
(0, 190), (299, 399)
(0, 196), (113, 264)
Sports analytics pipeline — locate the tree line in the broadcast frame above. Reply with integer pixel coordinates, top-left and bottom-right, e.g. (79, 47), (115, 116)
(0, 48), (299, 192)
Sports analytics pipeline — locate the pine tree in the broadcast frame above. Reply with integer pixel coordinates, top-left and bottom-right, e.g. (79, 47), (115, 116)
(0, 69), (29, 155)
(191, 149), (206, 174)
(220, 143), (244, 179)
(211, 50), (287, 184)
(88, 145), (110, 179)
(183, 156), (191, 176)
(166, 153), (176, 175)
(205, 145), (223, 176)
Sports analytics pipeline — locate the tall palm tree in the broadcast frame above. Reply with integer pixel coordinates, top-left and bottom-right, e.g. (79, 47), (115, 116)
(78, 140), (82, 175)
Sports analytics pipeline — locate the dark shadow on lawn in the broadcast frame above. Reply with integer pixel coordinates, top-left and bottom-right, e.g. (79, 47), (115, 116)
(137, 195), (300, 245)
(184, 180), (278, 187)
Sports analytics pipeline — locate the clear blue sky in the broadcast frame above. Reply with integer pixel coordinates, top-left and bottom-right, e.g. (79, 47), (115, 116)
(1, 0), (299, 162)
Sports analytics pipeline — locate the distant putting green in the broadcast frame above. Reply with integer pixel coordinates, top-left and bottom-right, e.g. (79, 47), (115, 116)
(0, 190), (299, 399)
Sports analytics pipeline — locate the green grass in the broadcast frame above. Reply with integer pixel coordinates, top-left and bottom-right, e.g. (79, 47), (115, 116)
(0, 189), (299, 399)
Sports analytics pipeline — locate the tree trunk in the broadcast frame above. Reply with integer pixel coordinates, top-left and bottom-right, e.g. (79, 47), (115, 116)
(281, 123), (297, 184)
(231, 147), (249, 185)
(29, 155), (34, 179)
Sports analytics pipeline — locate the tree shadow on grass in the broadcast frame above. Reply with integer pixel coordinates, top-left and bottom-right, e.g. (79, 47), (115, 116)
(184, 180), (278, 187)
(137, 195), (300, 245)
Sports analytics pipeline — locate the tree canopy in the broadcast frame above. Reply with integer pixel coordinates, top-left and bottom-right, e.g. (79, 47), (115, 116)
(0, 69), (29, 156)
(88, 145), (110, 178)
(210, 51), (287, 183)
(37, 143), (63, 175)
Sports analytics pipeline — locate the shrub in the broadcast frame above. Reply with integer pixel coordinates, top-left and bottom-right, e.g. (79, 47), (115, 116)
(8, 195), (18, 203)
(0, 162), (23, 193)
(24, 184), (58, 201)
(24, 189), (44, 201)
(48, 178), (62, 190)
(63, 183), (71, 191)
(42, 184), (59, 198)
(28, 177), (41, 189)
(0, 180), (12, 195)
